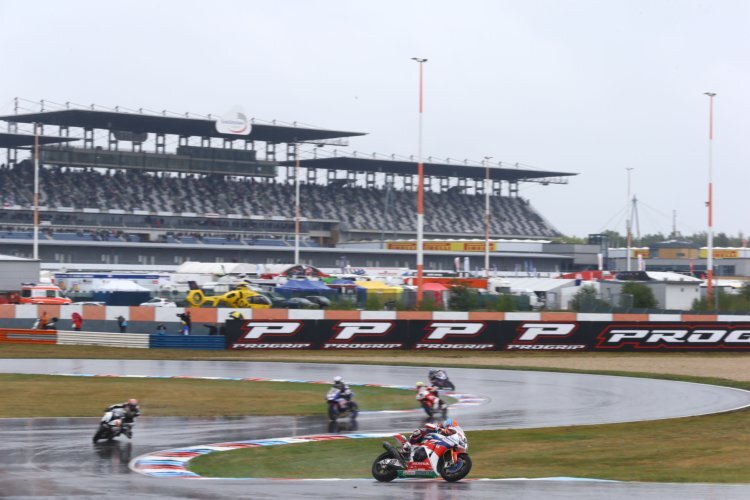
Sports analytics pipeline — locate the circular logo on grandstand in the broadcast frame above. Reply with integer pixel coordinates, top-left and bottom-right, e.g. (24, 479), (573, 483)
(215, 106), (251, 136)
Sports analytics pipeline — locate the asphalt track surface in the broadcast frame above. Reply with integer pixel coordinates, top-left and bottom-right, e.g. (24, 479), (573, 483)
(2, 358), (750, 499)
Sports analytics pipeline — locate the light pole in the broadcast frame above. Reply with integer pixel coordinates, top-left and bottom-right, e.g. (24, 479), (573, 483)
(704, 92), (716, 308)
(33, 122), (40, 261)
(411, 57), (427, 304)
(484, 156), (493, 278)
(294, 141), (301, 266)
(626, 167), (634, 271)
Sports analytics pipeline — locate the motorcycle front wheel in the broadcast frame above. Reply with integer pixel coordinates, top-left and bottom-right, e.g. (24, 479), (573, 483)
(349, 401), (359, 421)
(371, 452), (398, 482)
(93, 425), (110, 443)
(438, 453), (472, 482)
(327, 403), (339, 422)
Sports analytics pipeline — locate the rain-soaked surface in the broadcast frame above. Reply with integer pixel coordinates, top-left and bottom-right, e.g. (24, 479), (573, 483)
(2, 358), (750, 499)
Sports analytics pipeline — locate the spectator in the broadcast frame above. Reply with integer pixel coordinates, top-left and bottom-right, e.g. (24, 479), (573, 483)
(155, 323), (167, 335)
(34, 311), (49, 330)
(116, 315), (128, 333)
(177, 311), (191, 336)
(71, 312), (83, 331)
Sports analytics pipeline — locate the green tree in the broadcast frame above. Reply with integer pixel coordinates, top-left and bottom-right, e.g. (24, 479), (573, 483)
(364, 294), (383, 311)
(621, 282), (658, 309)
(417, 294), (439, 311)
(569, 285), (610, 312)
(448, 284), (479, 311)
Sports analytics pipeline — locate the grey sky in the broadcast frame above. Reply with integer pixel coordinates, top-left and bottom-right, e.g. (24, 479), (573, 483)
(1, 0), (747, 239)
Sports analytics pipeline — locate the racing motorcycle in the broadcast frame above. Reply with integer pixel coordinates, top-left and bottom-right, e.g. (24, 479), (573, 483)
(93, 407), (134, 443)
(326, 387), (359, 422)
(371, 425), (472, 482)
(417, 388), (448, 419)
(429, 369), (455, 391)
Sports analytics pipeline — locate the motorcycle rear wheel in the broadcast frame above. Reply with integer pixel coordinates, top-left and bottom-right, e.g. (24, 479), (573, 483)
(438, 453), (472, 482)
(371, 452), (398, 482)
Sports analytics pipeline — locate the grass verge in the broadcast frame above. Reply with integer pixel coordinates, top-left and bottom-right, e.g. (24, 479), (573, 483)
(0, 374), (416, 418)
(190, 408), (750, 482)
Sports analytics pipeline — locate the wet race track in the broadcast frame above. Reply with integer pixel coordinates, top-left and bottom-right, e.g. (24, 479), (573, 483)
(2, 358), (750, 499)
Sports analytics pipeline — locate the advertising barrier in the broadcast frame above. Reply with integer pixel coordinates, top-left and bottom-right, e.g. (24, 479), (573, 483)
(224, 319), (750, 352)
(0, 328), (57, 344)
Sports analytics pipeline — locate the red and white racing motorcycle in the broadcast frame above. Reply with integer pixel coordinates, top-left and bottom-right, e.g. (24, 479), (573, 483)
(417, 386), (448, 419)
(371, 425), (472, 482)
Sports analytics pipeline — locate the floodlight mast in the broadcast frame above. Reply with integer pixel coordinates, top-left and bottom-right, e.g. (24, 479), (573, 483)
(704, 92), (716, 308)
(626, 167), (634, 271)
(33, 123), (39, 260)
(484, 156), (493, 278)
(294, 141), (301, 265)
(411, 57), (427, 304)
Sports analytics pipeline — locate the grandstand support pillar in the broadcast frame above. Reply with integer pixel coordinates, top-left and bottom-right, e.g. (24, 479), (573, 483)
(108, 131), (118, 151)
(156, 133), (166, 154)
(509, 180), (519, 198)
(84, 128), (94, 150)
(412, 56), (428, 304)
(307, 168), (317, 184)
(266, 143), (277, 162)
(6, 148), (16, 166)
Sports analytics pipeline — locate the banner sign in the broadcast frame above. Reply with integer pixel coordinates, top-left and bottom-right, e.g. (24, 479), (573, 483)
(386, 241), (496, 252)
(215, 106), (251, 136)
(224, 320), (750, 351)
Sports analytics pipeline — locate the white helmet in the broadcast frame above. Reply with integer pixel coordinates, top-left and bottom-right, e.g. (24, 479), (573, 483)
(333, 376), (343, 384)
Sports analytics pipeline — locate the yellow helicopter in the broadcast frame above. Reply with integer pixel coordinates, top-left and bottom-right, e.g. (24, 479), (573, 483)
(185, 281), (272, 308)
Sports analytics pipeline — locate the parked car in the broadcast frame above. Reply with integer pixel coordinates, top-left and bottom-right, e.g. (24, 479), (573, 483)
(264, 293), (289, 308)
(74, 301), (106, 306)
(306, 295), (331, 308)
(139, 297), (177, 307)
(286, 297), (319, 309)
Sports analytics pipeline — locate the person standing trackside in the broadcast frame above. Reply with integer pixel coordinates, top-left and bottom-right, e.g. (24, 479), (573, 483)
(34, 311), (49, 330)
(177, 311), (191, 336)
(116, 315), (127, 333)
(71, 312), (83, 331)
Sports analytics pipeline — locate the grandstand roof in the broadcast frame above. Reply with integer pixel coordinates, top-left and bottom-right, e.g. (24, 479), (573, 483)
(0, 110), (366, 143)
(282, 157), (576, 182)
(0, 132), (79, 148)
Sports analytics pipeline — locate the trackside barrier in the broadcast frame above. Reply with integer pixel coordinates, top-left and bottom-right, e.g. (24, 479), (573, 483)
(0, 328), (57, 344)
(56, 331), (150, 349)
(149, 335), (225, 350)
(223, 318), (750, 352)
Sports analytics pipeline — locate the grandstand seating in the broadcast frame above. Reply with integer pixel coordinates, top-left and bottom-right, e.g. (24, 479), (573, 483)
(0, 164), (561, 241)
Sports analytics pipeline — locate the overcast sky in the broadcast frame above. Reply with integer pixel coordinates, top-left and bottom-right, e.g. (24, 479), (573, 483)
(1, 0), (747, 239)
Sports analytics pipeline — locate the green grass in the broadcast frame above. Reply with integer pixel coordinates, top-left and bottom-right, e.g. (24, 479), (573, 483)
(0, 374), (416, 418)
(191, 408), (750, 482)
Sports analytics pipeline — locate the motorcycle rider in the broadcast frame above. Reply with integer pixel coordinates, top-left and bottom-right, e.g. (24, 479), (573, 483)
(332, 376), (354, 409)
(416, 381), (440, 401)
(105, 398), (140, 438)
(402, 420), (459, 461)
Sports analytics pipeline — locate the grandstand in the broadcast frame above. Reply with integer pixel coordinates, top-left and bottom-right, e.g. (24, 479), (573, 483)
(0, 100), (580, 271)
